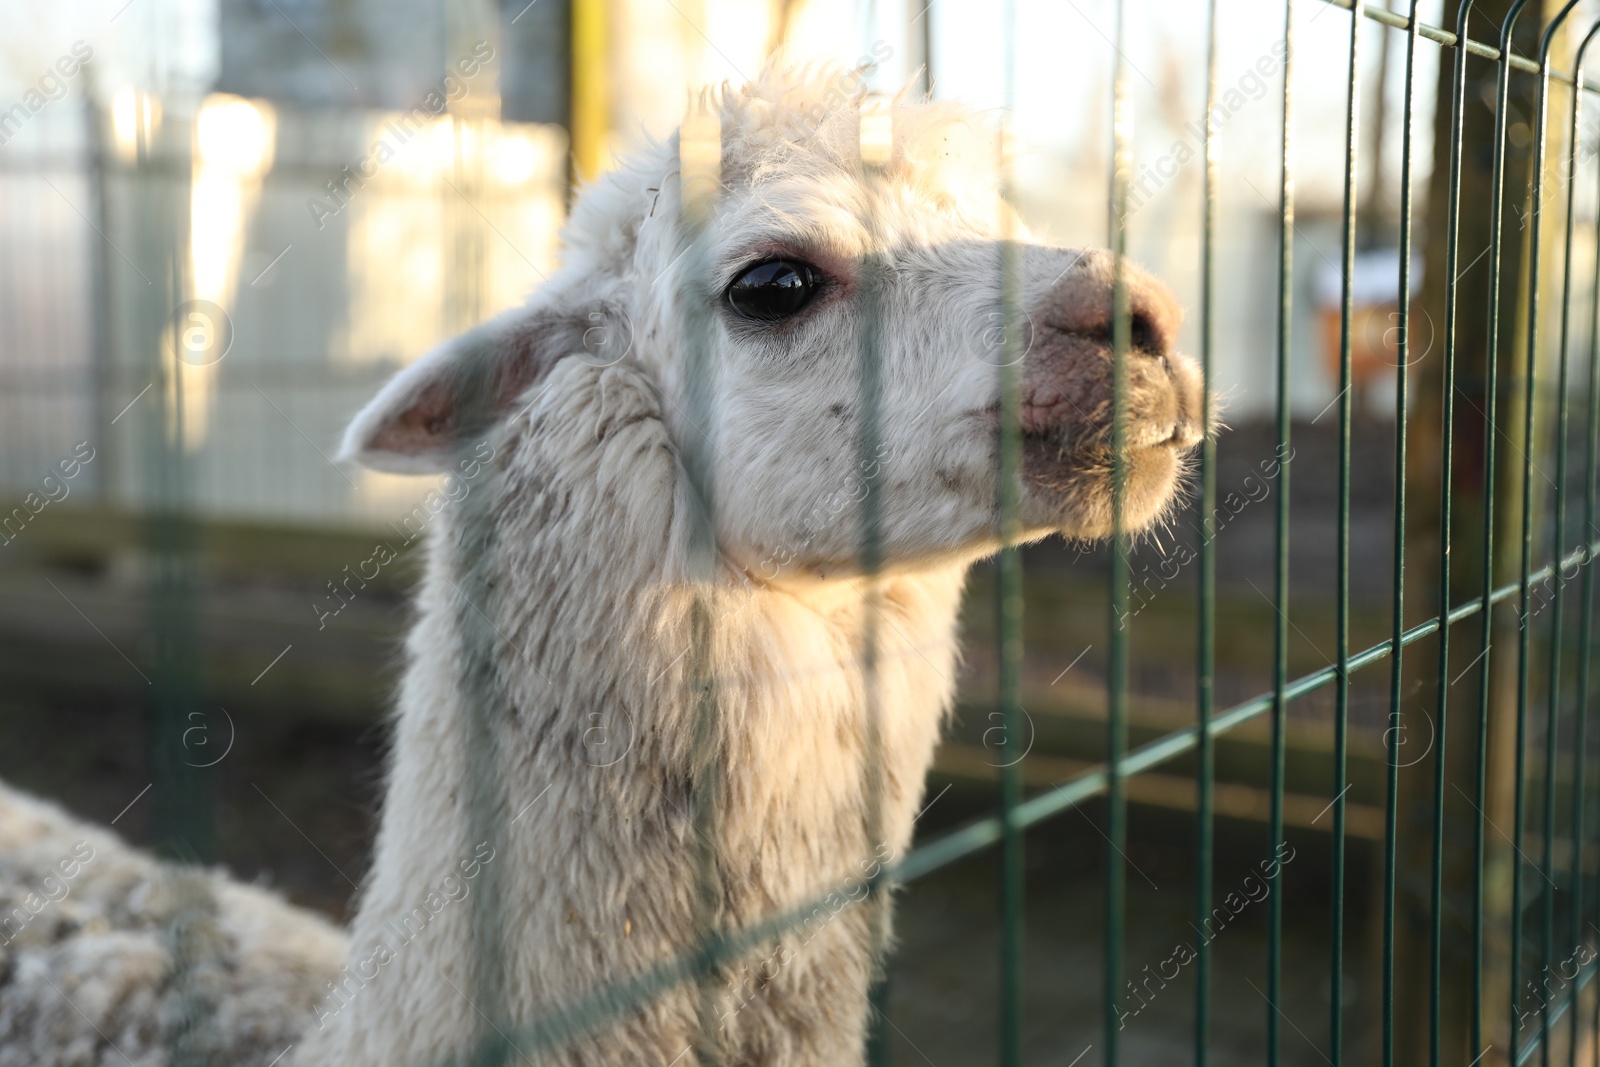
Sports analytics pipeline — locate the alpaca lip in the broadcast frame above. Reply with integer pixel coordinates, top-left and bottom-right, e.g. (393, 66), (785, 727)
(1017, 423), (1188, 460)
(980, 404), (1191, 454)
(1170, 421), (1204, 449)
(1148, 419), (1204, 450)
(1128, 420), (1177, 449)
(1006, 359), (1204, 452)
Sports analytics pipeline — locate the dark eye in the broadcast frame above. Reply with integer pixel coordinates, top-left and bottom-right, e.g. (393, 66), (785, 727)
(725, 260), (820, 322)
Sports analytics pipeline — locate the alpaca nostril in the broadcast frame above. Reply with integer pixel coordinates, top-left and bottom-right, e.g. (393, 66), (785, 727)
(1129, 311), (1157, 356)
(1125, 284), (1178, 357)
(1039, 252), (1180, 358)
(1075, 307), (1164, 356)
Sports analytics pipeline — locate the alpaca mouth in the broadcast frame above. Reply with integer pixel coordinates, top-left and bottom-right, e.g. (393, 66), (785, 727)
(1129, 415), (1202, 450)
(1009, 372), (1205, 538)
(1012, 364), (1205, 456)
(1019, 428), (1194, 538)
(984, 370), (1203, 474)
(1018, 424), (1192, 485)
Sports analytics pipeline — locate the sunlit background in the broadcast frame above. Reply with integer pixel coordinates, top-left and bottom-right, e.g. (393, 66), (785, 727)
(0, 0), (1468, 527)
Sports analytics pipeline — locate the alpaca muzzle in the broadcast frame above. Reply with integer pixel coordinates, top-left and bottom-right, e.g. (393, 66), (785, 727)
(1013, 251), (1206, 537)
(1020, 254), (1203, 454)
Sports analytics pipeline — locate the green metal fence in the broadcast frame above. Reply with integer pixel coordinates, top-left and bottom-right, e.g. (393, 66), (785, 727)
(66, 0), (1600, 1064)
(406, 2), (1600, 1064)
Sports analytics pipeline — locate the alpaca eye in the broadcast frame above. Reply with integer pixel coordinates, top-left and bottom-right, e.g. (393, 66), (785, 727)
(725, 260), (819, 322)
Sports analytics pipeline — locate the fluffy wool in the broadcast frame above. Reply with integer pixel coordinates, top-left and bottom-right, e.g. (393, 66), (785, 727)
(0, 783), (345, 1066)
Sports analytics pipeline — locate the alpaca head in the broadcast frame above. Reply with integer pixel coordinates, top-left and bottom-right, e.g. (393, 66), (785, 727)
(342, 68), (1205, 580)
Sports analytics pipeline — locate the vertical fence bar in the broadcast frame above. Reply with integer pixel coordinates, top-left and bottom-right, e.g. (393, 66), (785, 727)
(1195, 2), (1220, 1065)
(677, 102), (727, 1067)
(1269, 2), (1296, 1064)
(1527, 12), (1585, 1064)
(997, 0), (1027, 1057)
(1388, 10), (1420, 1065)
(857, 96), (892, 1067)
(85, 92), (114, 503)
(1436, 5), (1476, 1065)
(994, 272), (1027, 1064)
(1579, 88), (1600, 1064)
(1105, 0), (1132, 1063)
(449, 360), (515, 1067)
(136, 105), (211, 870)
(1556, 27), (1600, 1067)
(439, 45), (519, 1062)
(1479, 6), (1531, 1061)
(1331, 4), (1369, 1062)
(139, 101), (218, 1067)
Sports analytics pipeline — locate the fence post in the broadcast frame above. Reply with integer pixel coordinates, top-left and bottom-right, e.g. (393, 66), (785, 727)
(83, 72), (115, 505)
(1402, 4), (1561, 1063)
(126, 101), (211, 867)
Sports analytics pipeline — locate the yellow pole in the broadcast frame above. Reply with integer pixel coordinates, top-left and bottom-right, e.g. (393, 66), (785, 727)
(571, 0), (609, 182)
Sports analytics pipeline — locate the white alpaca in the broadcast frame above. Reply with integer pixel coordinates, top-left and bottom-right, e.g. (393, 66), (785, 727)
(301, 69), (1201, 1066)
(0, 69), (1201, 1066)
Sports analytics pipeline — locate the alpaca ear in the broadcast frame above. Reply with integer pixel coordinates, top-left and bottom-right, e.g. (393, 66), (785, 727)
(340, 301), (633, 474)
